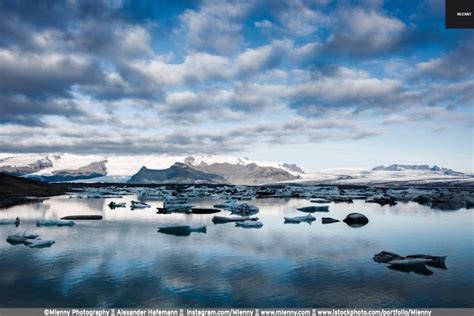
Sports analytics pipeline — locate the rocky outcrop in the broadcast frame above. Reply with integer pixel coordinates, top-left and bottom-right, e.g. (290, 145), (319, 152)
(0, 173), (69, 208)
(282, 163), (305, 174)
(321, 217), (340, 224)
(343, 213), (369, 227)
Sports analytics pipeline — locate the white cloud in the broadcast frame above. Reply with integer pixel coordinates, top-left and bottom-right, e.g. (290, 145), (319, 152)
(128, 52), (232, 86)
(235, 40), (290, 75)
(276, 0), (324, 36)
(254, 19), (273, 30)
(179, 0), (252, 55)
(325, 9), (406, 55)
(415, 42), (474, 79)
(290, 67), (402, 107)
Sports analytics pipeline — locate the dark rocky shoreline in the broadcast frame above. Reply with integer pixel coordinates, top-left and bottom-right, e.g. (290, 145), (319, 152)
(0, 173), (70, 208)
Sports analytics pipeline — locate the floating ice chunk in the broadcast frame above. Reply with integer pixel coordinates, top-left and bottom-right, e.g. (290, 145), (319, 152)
(25, 239), (55, 248)
(235, 220), (263, 228)
(130, 201), (151, 209)
(14, 231), (39, 239)
(6, 231), (39, 245)
(297, 206), (329, 213)
(284, 214), (316, 224)
(108, 201), (126, 209)
(212, 215), (259, 223)
(229, 203), (259, 216)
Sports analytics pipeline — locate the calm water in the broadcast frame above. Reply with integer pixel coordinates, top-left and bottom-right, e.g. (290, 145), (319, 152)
(0, 195), (473, 308)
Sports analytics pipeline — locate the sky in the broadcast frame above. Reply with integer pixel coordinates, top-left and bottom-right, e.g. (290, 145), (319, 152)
(0, 0), (472, 171)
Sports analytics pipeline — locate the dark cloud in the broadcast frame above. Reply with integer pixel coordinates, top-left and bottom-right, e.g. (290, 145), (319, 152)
(0, 94), (88, 127)
(0, 49), (100, 97)
(0, 116), (381, 155)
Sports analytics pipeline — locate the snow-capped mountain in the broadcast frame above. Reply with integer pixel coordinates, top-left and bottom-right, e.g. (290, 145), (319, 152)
(0, 153), (472, 185)
(0, 153), (304, 184)
(128, 163), (227, 184)
(182, 157), (301, 184)
(372, 164), (464, 176)
(298, 165), (471, 186)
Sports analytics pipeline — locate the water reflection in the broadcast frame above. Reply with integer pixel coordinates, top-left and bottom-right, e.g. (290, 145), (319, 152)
(158, 225), (207, 236)
(387, 264), (434, 276)
(0, 196), (473, 307)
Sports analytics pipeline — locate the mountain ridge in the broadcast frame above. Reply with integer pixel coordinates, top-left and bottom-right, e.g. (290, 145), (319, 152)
(127, 163), (227, 184)
(372, 164), (464, 176)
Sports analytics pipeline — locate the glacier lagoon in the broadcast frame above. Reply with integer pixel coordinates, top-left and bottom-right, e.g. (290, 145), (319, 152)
(0, 194), (473, 307)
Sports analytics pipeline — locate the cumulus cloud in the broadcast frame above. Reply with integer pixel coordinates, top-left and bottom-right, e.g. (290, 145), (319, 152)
(127, 52), (232, 86)
(235, 41), (290, 76)
(178, 0), (252, 55)
(0, 48), (99, 97)
(415, 41), (474, 79)
(286, 66), (403, 115)
(273, 0), (324, 36)
(0, 0), (471, 157)
(324, 8), (407, 56)
(254, 19), (274, 30)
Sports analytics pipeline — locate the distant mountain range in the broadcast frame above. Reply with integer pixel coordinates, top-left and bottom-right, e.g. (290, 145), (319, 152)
(0, 156), (54, 175)
(182, 158), (301, 184)
(0, 154), (471, 185)
(372, 164), (464, 176)
(0, 154), (302, 184)
(127, 160), (301, 184)
(30, 161), (107, 182)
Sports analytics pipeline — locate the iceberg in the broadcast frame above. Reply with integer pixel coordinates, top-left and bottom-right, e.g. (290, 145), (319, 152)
(297, 206), (329, 213)
(130, 201), (151, 209)
(228, 203), (259, 216)
(284, 214), (316, 224)
(235, 220), (263, 228)
(212, 215), (259, 224)
(25, 239), (55, 248)
(7, 231), (40, 245)
(108, 201), (126, 209)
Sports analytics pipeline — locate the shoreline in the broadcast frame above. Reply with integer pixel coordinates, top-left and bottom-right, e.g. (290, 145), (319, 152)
(0, 173), (71, 209)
